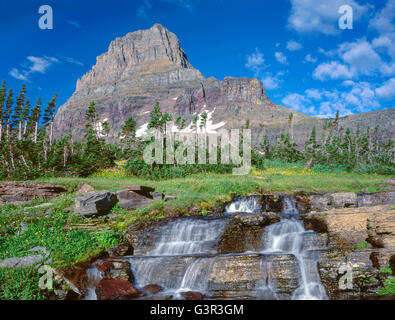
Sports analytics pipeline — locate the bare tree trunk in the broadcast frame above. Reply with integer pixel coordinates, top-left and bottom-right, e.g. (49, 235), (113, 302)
(49, 121), (54, 147)
(34, 121), (38, 143)
(43, 140), (48, 162)
(63, 145), (67, 167)
(9, 145), (15, 170)
(18, 121), (22, 140)
(0, 124), (2, 142)
(20, 155), (28, 169)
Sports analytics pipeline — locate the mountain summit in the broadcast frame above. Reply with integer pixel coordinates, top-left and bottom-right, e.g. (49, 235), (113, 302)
(54, 24), (395, 144)
(75, 23), (202, 93)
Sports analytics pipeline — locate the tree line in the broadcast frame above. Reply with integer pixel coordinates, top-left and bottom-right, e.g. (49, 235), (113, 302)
(0, 81), (394, 180)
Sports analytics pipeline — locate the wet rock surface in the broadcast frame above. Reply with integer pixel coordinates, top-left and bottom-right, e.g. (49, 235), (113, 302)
(96, 279), (141, 300)
(85, 195), (395, 300)
(207, 254), (299, 299)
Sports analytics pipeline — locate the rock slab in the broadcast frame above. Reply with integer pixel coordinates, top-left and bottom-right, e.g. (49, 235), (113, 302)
(75, 191), (118, 216)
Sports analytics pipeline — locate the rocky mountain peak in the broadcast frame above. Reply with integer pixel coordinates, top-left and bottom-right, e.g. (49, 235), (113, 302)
(76, 23), (198, 92)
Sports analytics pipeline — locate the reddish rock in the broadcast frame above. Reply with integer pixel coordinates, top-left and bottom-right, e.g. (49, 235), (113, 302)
(95, 261), (113, 272)
(61, 267), (88, 290)
(117, 190), (153, 210)
(0, 182), (66, 204)
(96, 279), (141, 300)
(386, 179), (395, 187)
(181, 291), (203, 300)
(143, 284), (163, 295)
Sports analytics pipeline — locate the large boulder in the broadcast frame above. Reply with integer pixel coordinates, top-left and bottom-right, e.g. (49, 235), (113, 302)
(301, 206), (388, 248)
(75, 191), (117, 217)
(117, 187), (154, 210)
(96, 279), (141, 300)
(367, 208), (395, 248)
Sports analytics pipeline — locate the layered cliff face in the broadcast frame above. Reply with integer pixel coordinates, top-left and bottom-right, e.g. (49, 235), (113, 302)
(54, 24), (395, 145)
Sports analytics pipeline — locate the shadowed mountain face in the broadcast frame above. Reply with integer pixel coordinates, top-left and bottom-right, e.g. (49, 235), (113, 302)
(54, 24), (395, 146)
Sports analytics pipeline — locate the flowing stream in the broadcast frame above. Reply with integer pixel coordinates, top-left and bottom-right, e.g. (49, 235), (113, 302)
(259, 196), (328, 300)
(85, 195), (328, 300)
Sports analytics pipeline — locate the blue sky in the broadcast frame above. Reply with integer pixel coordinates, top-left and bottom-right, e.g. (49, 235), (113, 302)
(0, 0), (394, 118)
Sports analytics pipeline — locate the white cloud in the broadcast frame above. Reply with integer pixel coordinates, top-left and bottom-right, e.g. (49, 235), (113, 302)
(369, 0), (395, 34)
(9, 56), (58, 82)
(286, 40), (302, 51)
(281, 93), (312, 113)
(261, 74), (281, 90)
(282, 82), (380, 117)
(64, 57), (84, 66)
(314, 37), (395, 79)
(369, 0), (395, 69)
(9, 68), (30, 82)
(275, 51), (288, 64)
(67, 20), (80, 28)
(313, 61), (355, 80)
(304, 54), (317, 63)
(376, 78), (395, 99)
(245, 48), (266, 76)
(288, 0), (371, 35)
(338, 39), (382, 76)
(305, 88), (321, 100)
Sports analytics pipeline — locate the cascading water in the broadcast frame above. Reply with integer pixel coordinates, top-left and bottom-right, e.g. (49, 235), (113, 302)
(259, 196), (328, 300)
(85, 195), (328, 300)
(85, 266), (104, 300)
(127, 217), (228, 295)
(149, 219), (227, 255)
(225, 195), (261, 213)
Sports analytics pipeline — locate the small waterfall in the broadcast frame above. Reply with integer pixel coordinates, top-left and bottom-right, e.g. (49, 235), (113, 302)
(225, 196), (261, 213)
(128, 217), (227, 295)
(177, 257), (217, 294)
(255, 256), (278, 299)
(149, 218), (228, 255)
(281, 195), (299, 215)
(260, 196), (328, 300)
(84, 195), (328, 300)
(85, 266), (103, 300)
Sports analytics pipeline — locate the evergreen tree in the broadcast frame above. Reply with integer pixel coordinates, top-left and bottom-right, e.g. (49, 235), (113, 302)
(13, 84), (26, 140)
(31, 97), (41, 143)
(4, 89), (13, 138)
(43, 93), (57, 146)
(148, 102), (163, 131)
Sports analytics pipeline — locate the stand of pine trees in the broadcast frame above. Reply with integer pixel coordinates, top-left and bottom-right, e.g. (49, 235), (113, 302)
(261, 111), (395, 175)
(0, 82), (115, 180)
(0, 82), (394, 180)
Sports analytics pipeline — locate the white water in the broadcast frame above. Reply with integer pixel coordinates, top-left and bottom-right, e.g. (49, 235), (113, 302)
(260, 196), (328, 300)
(85, 266), (104, 300)
(149, 218), (228, 255)
(177, 257), (217, 294)
(128, 218), (227, 294)
(85, 196), (328, 300)
(225, 196), (261, 213)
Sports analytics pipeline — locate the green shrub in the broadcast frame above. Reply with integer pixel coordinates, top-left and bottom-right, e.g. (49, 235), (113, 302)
(0, 268), (46, 300)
